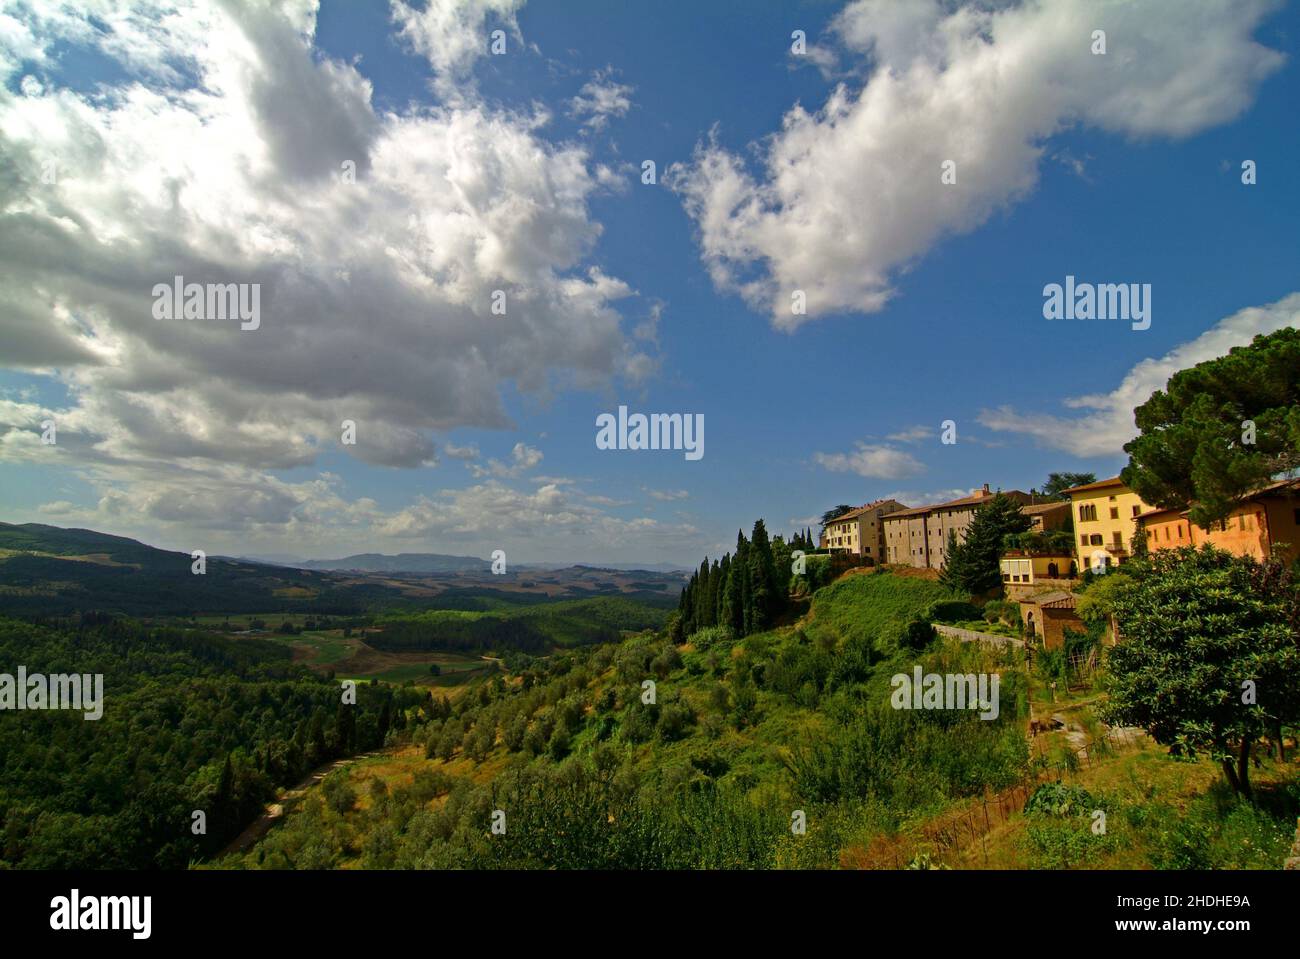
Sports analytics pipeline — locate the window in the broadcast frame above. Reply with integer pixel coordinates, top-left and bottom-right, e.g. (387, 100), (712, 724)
(1090, 534), (1103, 546)
(1110, 507), (1119, 520)
(1132, 505), (1141, 517)
(1239, 515), (1247, 531)
(1112, 531), (1123, 549)
(1079, 504), (1097, 522)
(1080, 536), (1088, 549)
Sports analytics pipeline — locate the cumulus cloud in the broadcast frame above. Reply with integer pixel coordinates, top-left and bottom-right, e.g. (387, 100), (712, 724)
(569, 68), (634, 130)
(442, 442), (481, 461)
(670, 0), (1285, 329)
(375, 479), (697, 548)
(470, 441), (544, 478)
(813, 442), (925, 479)
(0, 1), (654, 528)
(977, 292), (1300, 456)
(391, 0), (525, 98)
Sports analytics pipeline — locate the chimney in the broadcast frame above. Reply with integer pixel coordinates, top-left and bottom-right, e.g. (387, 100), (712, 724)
(982, 483), (990, 495)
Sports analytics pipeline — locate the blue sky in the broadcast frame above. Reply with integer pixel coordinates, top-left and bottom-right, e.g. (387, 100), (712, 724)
(1, 0), (1298, 565)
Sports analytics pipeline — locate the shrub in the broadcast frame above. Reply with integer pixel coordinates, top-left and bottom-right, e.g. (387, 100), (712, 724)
(656, 702), (694, 742)
(925, 600), (981, 623)
(981, 599), (1019, 626)
(1024, 782), (1096, 818)
(321, 771), (357, 815)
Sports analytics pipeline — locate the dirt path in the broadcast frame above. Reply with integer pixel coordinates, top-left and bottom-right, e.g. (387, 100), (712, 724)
(216, 751), (384, 859)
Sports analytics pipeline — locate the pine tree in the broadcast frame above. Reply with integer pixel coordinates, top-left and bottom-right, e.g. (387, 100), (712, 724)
(940, 494), (1031, 594)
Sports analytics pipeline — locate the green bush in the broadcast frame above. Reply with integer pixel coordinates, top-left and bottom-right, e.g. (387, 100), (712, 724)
(925, 600), (981, 623)
(1024, 782), (1096, 818)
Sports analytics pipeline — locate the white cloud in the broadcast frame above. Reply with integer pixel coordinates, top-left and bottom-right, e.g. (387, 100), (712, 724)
(569, 68), (634, 130)
(0, 2), (650, 481)
(886, 424), (932, 444)
(391, 0), (525, 99)
(813, 442), (925, 479)
(469, 441), (544, 478)
(375, 480), (697, 550)
(670, 0), (1285, 329)
(646, 488), (689, 501)
(442, 442), (480, 461)
(977, 292), (1300, 456)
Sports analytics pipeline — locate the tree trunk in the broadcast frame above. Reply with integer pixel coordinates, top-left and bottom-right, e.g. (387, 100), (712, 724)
(1236, 739), (1253, 801)
(1275, 720), (1286, 762)
(1221, 756), (1242, 795)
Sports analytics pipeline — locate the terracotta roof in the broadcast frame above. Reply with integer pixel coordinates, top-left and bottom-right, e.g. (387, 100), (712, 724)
(1134, 479), (1300, 523)
(1061, 476), (1126, 495)
(882, 505), (932, 520)
(1023, 501), (1070, 515)
(882, 488), (1031, 519)
(1135, 506), (1185, 521)
(1245, 477), (1300, 498)
(823, 499), (904, 526)
(1022, 590), (1077, 609)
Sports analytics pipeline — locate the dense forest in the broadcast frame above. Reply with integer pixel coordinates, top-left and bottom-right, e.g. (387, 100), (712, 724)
(0, 615), (429, 868)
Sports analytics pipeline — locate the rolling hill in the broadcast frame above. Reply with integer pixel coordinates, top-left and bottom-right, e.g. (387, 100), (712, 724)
(294, 552), (488, 573)
(0, 522), (382, 617)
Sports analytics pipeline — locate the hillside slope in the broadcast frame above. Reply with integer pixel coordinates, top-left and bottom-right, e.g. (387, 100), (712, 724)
(0, 522), (379, 617)
(218, 567), (1300, 870)
(217, 570), (1033, 869)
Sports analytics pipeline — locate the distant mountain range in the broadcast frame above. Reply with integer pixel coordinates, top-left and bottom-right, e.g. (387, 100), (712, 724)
(0, 523), (688, 616)
(235, 554), (691, 575)
(292, 552), (487, 573)
(0, 522), (366, 617)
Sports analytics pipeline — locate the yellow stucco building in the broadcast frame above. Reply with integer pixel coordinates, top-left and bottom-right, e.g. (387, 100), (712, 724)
(823, 499), (907, 562)
(1063, 476), (1154, 572)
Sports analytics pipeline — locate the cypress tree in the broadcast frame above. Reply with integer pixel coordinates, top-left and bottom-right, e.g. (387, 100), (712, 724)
(748, 519), (783, 632)
(693, 558), (710, 631)
(716, 553), (731, 627)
